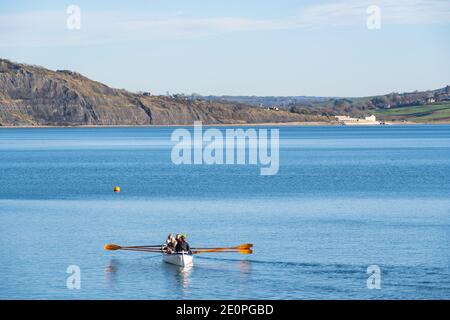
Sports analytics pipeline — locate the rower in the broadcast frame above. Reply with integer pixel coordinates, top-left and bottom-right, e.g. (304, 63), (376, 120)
(175, 234), (191, 253)
(164, 233), (176, 253)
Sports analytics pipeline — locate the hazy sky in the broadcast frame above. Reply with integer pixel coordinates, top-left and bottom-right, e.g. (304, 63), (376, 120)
(1, 0), (449, 96)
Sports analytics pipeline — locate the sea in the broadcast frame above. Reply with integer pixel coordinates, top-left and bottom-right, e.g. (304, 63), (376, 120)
(0, 125), (449, 299)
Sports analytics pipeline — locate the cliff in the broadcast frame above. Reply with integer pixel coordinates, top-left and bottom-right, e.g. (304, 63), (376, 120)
(0, 59), (326, 126)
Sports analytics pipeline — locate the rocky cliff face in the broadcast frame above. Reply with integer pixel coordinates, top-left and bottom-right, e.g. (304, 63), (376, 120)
(0, 59), (326, 126)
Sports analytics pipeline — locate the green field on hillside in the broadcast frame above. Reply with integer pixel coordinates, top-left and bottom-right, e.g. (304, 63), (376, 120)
(375, 103), (450, 122)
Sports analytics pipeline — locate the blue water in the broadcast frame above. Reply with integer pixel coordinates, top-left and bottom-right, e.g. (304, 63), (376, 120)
(0, 125), (449, 299)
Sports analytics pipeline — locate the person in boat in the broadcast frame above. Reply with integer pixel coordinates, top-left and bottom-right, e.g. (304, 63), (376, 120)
(164, 234), (177, 253)
(175, 234), (191, 253)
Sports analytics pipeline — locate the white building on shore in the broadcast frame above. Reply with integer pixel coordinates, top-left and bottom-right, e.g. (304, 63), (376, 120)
(335, 114), (381, 125)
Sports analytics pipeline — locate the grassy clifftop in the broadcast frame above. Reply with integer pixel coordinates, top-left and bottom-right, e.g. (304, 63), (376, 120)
(375, 103), (450, 123)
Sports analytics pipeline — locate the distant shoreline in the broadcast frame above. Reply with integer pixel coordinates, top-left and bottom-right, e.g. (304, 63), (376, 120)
(1, 121), (448, 128)
(0, 121), (332, 128)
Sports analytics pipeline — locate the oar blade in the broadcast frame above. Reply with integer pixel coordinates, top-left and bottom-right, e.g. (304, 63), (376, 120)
(104, 244), (122, 251)
(236, 243), (253, 250)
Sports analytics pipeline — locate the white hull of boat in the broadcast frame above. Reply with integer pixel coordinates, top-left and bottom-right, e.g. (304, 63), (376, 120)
(162, 252), (194, 267)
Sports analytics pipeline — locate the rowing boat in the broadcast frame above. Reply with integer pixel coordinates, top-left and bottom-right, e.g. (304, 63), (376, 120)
(162, 251), (193, 267)
(104, 243), (252, 265)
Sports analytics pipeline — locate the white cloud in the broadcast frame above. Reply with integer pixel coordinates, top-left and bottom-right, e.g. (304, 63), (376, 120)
(0, 0), (449, 47)
(297, 0), (450, 27)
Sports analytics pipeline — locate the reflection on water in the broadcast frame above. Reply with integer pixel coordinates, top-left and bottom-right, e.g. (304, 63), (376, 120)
(239, 260), (252, 276)
(178, 265), (193, 293)
(104, 259), (119, 288)
(163, 262), (193, 296)
(102, 256), (195, 297)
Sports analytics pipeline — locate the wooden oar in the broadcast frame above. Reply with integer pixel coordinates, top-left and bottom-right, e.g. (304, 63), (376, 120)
(119, 245), (163, 250)
(104, 244), (162, 252)
(192, 244), (253, 254)
(104, 244), (163, 250)
(193, 248), (253, 254)
(121, 248), (163, 253)
(191, 243), (253, 250)
(104, 243), (254, 254)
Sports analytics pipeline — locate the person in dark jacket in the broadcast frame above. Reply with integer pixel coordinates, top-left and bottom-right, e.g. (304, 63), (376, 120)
(175, 235), (190, 253)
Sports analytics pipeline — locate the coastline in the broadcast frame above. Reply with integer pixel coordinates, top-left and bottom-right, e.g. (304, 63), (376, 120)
(0, 121), (334, 128)
(1, 121), (446, 128)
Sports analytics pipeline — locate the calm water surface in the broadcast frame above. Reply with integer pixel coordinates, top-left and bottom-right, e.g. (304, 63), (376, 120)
(0, 125), (449, 299)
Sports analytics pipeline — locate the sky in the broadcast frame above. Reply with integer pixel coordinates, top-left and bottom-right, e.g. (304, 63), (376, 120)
(0, 0), (449, 97)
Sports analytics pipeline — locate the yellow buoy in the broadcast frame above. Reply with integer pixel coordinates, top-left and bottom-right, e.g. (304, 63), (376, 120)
(114, 186), (120, 193)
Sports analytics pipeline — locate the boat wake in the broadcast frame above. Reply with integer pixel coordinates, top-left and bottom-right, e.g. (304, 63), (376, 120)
(196, 255), (323, 268)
